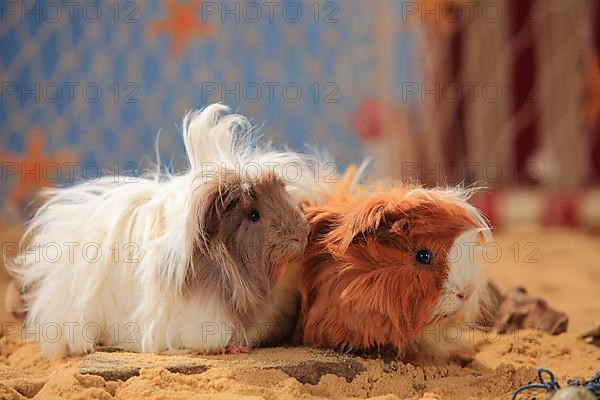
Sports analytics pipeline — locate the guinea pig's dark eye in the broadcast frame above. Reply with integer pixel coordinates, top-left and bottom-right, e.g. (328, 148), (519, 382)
(415, 249), (433, 265)
(248, 209), (260, 222)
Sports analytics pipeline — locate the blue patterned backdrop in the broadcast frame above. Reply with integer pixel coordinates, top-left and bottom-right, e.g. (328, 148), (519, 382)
(0, 0), (418, 221)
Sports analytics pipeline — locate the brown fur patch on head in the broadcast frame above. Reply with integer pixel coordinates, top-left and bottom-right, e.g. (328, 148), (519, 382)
(297, 182), (486, 354)
(188, 171), (309, 335)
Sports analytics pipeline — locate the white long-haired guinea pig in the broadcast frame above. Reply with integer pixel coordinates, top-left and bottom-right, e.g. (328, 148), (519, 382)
(8, 104), (314, 357)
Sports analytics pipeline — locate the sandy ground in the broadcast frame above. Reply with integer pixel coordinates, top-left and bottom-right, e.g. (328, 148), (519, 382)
(0, 227), (599, 399)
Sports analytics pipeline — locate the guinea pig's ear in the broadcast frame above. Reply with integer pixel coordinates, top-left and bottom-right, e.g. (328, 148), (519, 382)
(329, 198), (404, 254)
(197, 180), (245, 243)
(380, 216), (411, 240)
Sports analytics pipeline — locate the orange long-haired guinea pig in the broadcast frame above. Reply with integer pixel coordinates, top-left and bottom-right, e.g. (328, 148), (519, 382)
(296, 175), (493, 361)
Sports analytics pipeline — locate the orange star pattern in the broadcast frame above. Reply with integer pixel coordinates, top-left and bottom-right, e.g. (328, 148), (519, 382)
(1, 127), (78, 210)
(147, 0), (216, 56)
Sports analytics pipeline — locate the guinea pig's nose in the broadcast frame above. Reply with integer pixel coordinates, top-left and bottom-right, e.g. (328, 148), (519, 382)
(456, 286), (474, 301)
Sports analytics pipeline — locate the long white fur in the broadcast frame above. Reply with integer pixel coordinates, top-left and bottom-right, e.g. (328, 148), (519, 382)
(407, 187), (493, 358)
(9, 104), (326, 357)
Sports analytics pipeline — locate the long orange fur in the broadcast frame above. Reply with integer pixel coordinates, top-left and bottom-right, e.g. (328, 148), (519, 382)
(297, 171), (486, 355)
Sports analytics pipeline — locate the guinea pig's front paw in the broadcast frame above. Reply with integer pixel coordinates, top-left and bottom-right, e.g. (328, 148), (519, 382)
(222, 344), (249, 355)
(448, 345), (476, 366)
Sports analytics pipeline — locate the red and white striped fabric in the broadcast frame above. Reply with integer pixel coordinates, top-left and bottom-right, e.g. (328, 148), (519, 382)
(470, 190), (600, 231)
(360, 0), (600, 188)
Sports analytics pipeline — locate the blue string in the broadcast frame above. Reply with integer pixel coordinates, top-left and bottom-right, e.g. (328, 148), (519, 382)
(512, 368), (560, 400)
(568, 371), (600, 398)
(512, 368), (600, 400)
